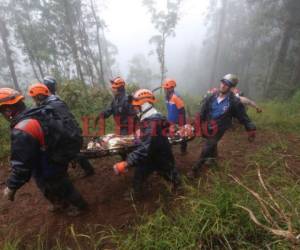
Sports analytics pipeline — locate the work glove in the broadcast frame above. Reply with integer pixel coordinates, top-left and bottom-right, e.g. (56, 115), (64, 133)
(113, 161), (128, 175)
(247, 130), (256, 142)
(3, 187), (16, 201)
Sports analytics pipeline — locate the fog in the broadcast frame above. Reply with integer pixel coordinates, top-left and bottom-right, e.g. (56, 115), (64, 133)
(1, 0), (300, 99)
(103, 0), (209, 85)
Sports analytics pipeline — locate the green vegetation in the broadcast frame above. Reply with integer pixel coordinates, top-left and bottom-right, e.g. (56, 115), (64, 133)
(111, 149), (300, 250)
(0, 117), (10, 159)
(1, 89), (300, 249)
(2, 142), (299, 249)
(252, 91), (300, 133)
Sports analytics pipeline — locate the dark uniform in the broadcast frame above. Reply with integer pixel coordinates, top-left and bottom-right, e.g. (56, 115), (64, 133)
(8, 110), (87, 210)
(100, 90), (136, 136)
(194, 91), (256, 170)
(41, 95), (95, 176)
(126, 113), (181, 194)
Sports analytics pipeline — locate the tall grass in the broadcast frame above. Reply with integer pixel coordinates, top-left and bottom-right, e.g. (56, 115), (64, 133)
(110, 138), (300, 249)
(252, 90), (300, 133)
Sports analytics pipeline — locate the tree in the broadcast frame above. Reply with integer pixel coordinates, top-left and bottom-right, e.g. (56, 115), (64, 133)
(89, 0), (106, 86)
(266, 0), (300, 97)
(0, 1), (20, 91)
(209, 0), (228, 87)
(143, 0), (182, 83)
(127, 54), (156, 87)
(196, 0), (300, 98)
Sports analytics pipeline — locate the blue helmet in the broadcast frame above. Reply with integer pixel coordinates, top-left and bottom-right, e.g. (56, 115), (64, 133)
(43, 76), (57, 94)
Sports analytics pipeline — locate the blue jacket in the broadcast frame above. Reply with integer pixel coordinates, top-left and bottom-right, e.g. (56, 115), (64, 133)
(200, 91), (256, 133)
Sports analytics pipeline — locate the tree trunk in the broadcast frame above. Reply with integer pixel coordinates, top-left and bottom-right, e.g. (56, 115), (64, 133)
(28, 54), (40, 80)
(77, 7), (97, 86)
(266, 23), (293, 97)
(40, 0), (60, 74)
(36, 60), (44, 79)
(62, 0), (85, 85)
(290, 47), (300, 90)
(160, 33), (166, 84)
(79, 17), (102, 86)
(101, 30), (113, 80)
(90, 0), (106, 86)
(0, 17), (20, 91)
(22, 3), (45, 79)
(16, 23), (42, 80)
(96, 26), (106, 86)
(209, 0), (228, 87)
(241, 38), (257, 96)
(263, 49), (275, 96)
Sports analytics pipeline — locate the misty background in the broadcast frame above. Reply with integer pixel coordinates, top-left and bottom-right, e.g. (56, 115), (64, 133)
(0, 0), (300, 99)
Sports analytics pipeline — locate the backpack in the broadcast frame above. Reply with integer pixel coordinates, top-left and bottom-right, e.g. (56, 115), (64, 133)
(13, 105), (83, 165)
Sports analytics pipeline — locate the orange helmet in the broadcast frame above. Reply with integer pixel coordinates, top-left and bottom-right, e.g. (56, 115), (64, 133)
(162, 79), (176, 89)
(110, 77), (125, 89)
(0, 88), (24, 107)
(28, 83), (50, 97)
(132, 89), (156, 106)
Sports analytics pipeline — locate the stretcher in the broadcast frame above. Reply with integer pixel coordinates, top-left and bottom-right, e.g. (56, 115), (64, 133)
(79, 124), (195, 159)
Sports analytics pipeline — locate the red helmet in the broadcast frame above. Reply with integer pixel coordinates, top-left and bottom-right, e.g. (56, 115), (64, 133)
(162, 79), (176, 89)
(28, 83), (50, 97)
(110, 77), (125, 89)
(0, 88), (24, 106)
(132, 89), (156, 106)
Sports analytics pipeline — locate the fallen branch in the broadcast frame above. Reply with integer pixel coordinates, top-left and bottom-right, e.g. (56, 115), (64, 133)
(230, 168), (300, 245)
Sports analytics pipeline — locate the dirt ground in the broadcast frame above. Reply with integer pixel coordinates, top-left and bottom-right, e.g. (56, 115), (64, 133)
(0, 128), (299, 247)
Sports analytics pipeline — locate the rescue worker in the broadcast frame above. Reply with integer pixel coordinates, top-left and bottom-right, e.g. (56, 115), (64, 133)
(191, 74), (256, 177)
(95, 76), (136, 136)
(162, 78), (187, 154)
(43, 75), (57, 95)
(95, 76), (136, 160)
(0, 87), (87, 216)
(42, 77), (95, 177)
(113, 89), (181, 198)
(206, 84), (262, 113)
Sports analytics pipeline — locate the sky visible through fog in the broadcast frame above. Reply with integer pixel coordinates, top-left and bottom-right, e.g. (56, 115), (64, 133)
(101, 0), (210, 81)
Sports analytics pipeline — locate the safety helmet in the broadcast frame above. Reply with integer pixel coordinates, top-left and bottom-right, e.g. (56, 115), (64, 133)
(132, 89), (156, 106)
(162, 79), (176, 89)
(43, 76), (57, 93)
(110, 77), (125, 89)
(0, 88), (24, 107)
(28, 83), (50, 97)
(221, 74), (239, 88)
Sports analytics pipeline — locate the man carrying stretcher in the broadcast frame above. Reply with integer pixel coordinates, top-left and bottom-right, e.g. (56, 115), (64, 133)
(113, 89), (181, 198)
